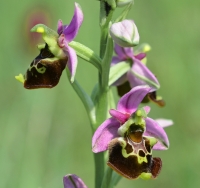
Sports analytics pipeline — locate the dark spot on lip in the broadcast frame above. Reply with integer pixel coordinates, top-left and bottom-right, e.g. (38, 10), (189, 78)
(125, 141), (133, 154)
(139, 150), (145, 157)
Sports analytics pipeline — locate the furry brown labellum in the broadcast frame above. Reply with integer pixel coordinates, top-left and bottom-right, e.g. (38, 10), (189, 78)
(107, 125), (162, 179)
(24, 44), (67, 89)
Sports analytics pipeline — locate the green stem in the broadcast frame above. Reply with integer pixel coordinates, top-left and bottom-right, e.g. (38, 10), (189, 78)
(108, 88), (116, 110)
(99, 2), (114, 59)
(95, 36), (113, 126)
(93, 2), (116, 188)
(66, 69), (96, 128)
(101, 167), (113, 188)
(94, 152), (105, 188)
(101, 36), (113, 90)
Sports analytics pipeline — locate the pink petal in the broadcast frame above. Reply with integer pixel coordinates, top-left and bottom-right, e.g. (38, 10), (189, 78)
(123, 46), (135, 58)
(92, 118), (120, 153)
(143, 106), (151, 115)
(127, 70), (147, 88)
(109, 109), (130, 124)
(155, 119), (173, 128)
(117, 85), (151, 114)
(144, 117), (169, 150)
(114, 44), (133, 60)
(63, 44), (78, 82)
(111, 56), (121, 66)
(63, 3), (83, 42)
(130, 58), (160, 89)
(134, 53), (146, 60)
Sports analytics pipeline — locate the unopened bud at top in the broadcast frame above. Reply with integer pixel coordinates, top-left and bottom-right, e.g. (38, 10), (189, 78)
(110, 20), (139, 47)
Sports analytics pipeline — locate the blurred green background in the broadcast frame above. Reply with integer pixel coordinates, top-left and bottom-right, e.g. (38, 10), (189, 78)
(0, 0), (199, 187)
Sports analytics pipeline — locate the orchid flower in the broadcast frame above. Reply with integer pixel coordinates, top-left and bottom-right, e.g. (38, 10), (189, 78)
(63, 174), (87, 188)
(16, 2), (83, 89)
(111, 43), (165, 106)
(92, 85), (171, 179)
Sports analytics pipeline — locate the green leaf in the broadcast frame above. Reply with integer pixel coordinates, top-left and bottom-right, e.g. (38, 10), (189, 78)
(69, 41), (102, 72)
(109, 61), (131, 86)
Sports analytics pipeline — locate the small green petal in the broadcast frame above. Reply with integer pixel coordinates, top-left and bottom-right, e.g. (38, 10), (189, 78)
(15, 74), (25, 83)
(139, 172), (152, 180)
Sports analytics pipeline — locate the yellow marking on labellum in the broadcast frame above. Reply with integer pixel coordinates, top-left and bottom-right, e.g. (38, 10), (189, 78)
(144, 136), (157, 148)
(118, 138), (148, 164)
(15, 74), (25, 83)
(29, 64), (46, 74)
(138, 150), (148, 164)
(36, 27), (45, 33)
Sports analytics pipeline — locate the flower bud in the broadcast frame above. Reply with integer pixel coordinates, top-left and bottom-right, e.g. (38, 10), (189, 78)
(110, 20), (139, 47)
(63, 174), (87, 188)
